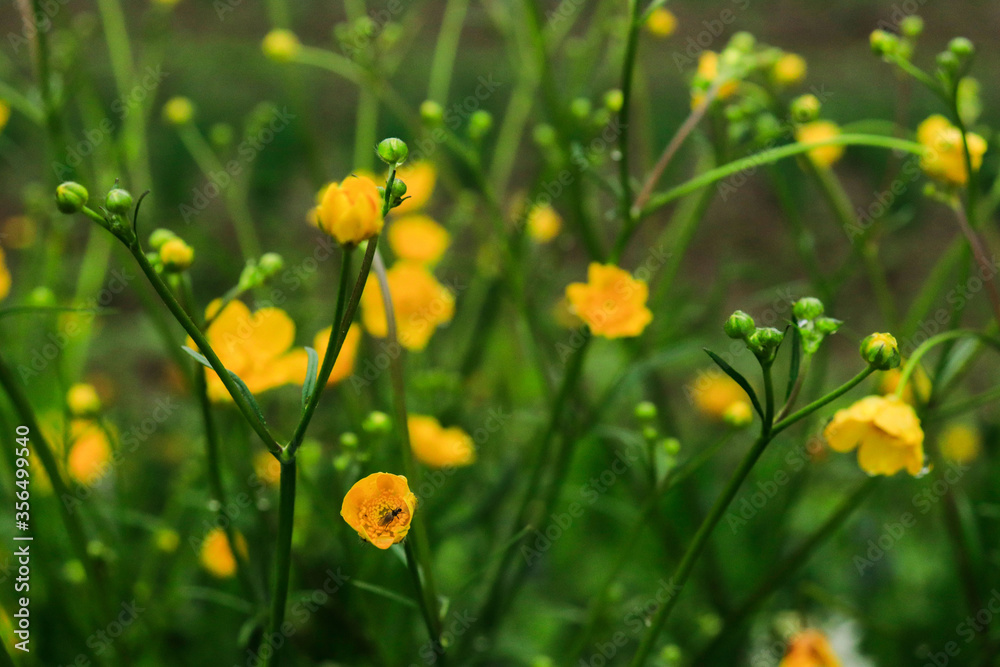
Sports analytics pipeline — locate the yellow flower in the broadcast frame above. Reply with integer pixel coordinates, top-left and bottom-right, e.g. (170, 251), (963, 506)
(565, 263), (652, 338)
(824, 395), (925, 476)
(723, 400), (754, 428)
(917, 114), (987, 186)
(779, 629), (841, 667)
(388, 215), (450, 265)
(199, 528), (248, 578)
(67, 383), (101, 416)
(391, 161), (436, 214)
(408, 415), (476, 468)
(341, 472), (417, 549)
(317, 175), (384, 245)
(0, 246), (10, 302)
(939, 423), (981, 464)
(691, 51), (738, 108)
(645, 8), (677, 38)
(193, 300), (304, 402)
(360, 261), (455, 351)
(162, 96), (194, 125)
(253, 450), (281, 486)
(796, 121), (844, 168)
(0, 100), (9, 133)
(875, 360), (930, 405)
(67, 420), (112, 485)
(772, 53), (807, 86)
(688, 370), (748, 419)
(526, 204), (562, 244)
(159, 237), (194, 271)
(262, 29), (301, 62)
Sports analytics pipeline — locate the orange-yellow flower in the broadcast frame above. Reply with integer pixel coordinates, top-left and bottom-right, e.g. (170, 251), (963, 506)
(779, 629), (842, 667)
(288, 323), (362, 387)
(391, 162), (436, 214)
(341, 472), (417, 549)
(66, 419), (112, 485)
(796, 121), (844, 168)
(408, 415), (475, 468)
(0, 246), (11, 302)
(388, 214), (450, 265)
(917, 114), (987, 186)
(360, 261), (454, 351)
(316, 175), (384, 245)
(526, 204), (562, 244)
(194, 300), (303, 402)
(687, 370), (749, 419)
(645, 8), (677, 38)
(199, 528), (248, 578)
(691, 51), (738, 109)
(565, 263), (652, 338)
(824, 395), (925, 476)
(939, 423), (981, 464)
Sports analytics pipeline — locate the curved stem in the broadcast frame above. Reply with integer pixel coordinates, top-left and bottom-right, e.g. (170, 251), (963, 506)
(894, 330), (1000, 400)
(772, 366), (875, 437)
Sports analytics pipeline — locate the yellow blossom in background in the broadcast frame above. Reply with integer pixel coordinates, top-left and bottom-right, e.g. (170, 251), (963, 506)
(408, 415), (476, 468)
(526, 204), (562, 244)
(779, 629), (842, 667)
(67, 383), (102, 416)
(691, 51), (738, 108)
(723, 400), (754, 428)
(316, 175), (384, 245)
(360, 261), (455, 351)
(824, 395), (925, 476)
(917, 114), (987, 186)
(772, 53), (807, 86)
(199, 528), (248, 578)
(0, 246), (10, 302)
(688, 371), (748, 419)
(391, 161), (436, 214)
(159, 238), (194, 271)
(162, 96), (194, 125)
(565, 263), (652, 338)
(341, 472), (417, 549)
(876, 361), (930, 405)
(253, 449), (281, 486)
(67, 420), (112, 485)
(796, 121), (844, 168)
(193, 300), (304, 402)
(262, 29), (301, 62)
(645, 8), (677, 38)
(0, 100), (9, 133)
(288, 323), (362, 388)
(388, 215), (450, 264)
(939, 423), (981, 464)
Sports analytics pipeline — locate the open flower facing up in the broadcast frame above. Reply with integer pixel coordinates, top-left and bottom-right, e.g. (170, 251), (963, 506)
(778, 629), (842, 667)
(387, 215), (450, 265)
(408, 415), (476, 468)
(316, 175), (384, 245)
(0, 246), (11, 302)
(824, 395), (925, 476)
(194, 300), (304, 402)
(796, 120), (844, 168)
(360, 261), (455, 351)
(917, 114), (987, 186)
(391, 161), (436, 214)
(341, 473), (417, 549)
(526, 204), (562, 244)
(565, 263), (652, 338)
(199, 528), (248, 578)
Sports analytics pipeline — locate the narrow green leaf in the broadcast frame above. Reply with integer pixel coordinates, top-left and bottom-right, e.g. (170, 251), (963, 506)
(351, 580), (418, 609)
(301, 346), (319, 411)
(785, 326), (801, 402)
(228, 371), (267, 425)
(703, 349), (764, 419)
(181, 345), (212, 368)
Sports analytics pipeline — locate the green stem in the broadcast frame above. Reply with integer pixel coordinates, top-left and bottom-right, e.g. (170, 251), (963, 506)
(931, 384), (1000, 421)
(263, 459), (296, 667)
(616, 0), (642, 247)
(427, 0), (470, 104)
(762, 363), (775, 437)
(951, 201), (1000, 326)
(405, 540), (445, 662)
(772, 367), (875, 437)
(895, 330), (1000, 399)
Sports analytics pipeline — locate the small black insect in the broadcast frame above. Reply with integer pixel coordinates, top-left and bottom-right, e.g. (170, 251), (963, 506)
(379, 507), (403, 526)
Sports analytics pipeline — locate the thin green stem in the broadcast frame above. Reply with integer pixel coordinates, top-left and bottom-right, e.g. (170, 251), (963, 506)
(772, 367), (875, 437)
(615, 0), (642, 254)
(931, 384), (1000, 421)
(263, 459), (297, 667)
(427, 0), (470, 104)
(762, 363), (775, 437)
(895, 330), (1000, 400)
(951, 201), (1000, 326)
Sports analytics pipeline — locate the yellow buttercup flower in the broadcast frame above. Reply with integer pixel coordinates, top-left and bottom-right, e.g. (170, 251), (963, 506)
(316, 175), (383, 245)
(688, 370), (748, 419)
(772, 53), (807, 86)
(939, 423), (981, 464)
(645, 8), (677, 38)
(917, 114), (987, 186)
(253, 450), (281, 486)
(778, 629), (841, 667)
(193, 300), (304, 402)
(526, 204), (562, 244)
(159, 237), (194, 271)
(341, 472), (417, 549)
(67, 383), (102, 416)
(875, 360), (930, 405)
(0, 246), (11, 302)
(262, 29), (301, 62)
(408, 415), (476, 468)
(388, 215), (450, 265)
(565, 263), (652, 339)
(288, 323), (362, 387)
(691, 51), (738, 109)
(796, 121), (844, 168)
(391, 161), (436, 214)
(199, 528), (248, 578)
(66, 420), (112, 485)
(824, 395), (925, 476)
(360, 261), (455, 351)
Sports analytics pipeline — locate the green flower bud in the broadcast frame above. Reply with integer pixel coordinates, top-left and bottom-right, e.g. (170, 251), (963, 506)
(724, 310), (755, 339)
(105, 188), (133, 216)
(641, 426), (658, 442)
(728, 31), (755, 53)
(420, 100), (444, 126)
(748, 327), (785, 363)
(659, 644), (682, 665)
(376, 137), (408, 166)
(569, 97), (592, 119)
(604, 89), (624, 113)
(28, 286), (56, 307)
(860, 332), (900, 370)
(869, 29), (898, 56)
(362, 410), (392, 434)
(55, 181), (89, 214)
(793, 296), (824, 321)
(532, 124), (557, 147)
(62, 560), (87, 584)
(390, 178), (408, 200)
(790, 94), (820, 123)
(661, 437), (681, 456)
(210, 122), (235, 148)
(339, 432), (359, 448)
(936, 51), (960, 74)
(634, 401), (657, 421)
(814, 316), (843, 335)
(948, 37), (974, 59)
(258, 252), (284, 277)
(900, 15), (923, 38)
(468, 110), (494, 139)
(149, 228), (177, 249)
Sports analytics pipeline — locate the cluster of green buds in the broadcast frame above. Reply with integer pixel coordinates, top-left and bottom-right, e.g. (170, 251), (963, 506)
(791, 296), (842, 355)
(237, 252), (285, 290)
(56, 181), (138, 245)
(376, 137), (408, 167)
(869, 15), (923, 61)
(724, 310), (784, 365)
(634, 401), (681, 470)
(147, 228), (194, 273)
(860, 332), (901, 370)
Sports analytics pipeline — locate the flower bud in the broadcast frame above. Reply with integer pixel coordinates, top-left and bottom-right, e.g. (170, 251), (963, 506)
(723, 401), (753, 428)
(815, 317), (843, 335)
(869, 30), (898, 56)
(149, 228), (177, 249)
(340, 432), (359, 448)
(936, 51), (960, 74)
(362, 410), (392, 434)
(748, 327), (785, 363)
(570, 97), (592, 120)
(316, 175), (384, 245)
(661, 437), (681, 456)
(604, 89), (624, 113)
(262, 29), (301, 62)
(790, 94), (820, 123)
(67, 383), (101, 416)
(376, 137), (409, 166)
(641, 426), (658, 442)
(28, 286), (56, 307)
(159, 237), (194, 272)
(793, 296), (824, 321)
(420, 100), (444, 126)
(468, 110), (493, 139)
(724, 310), (755, 339)
(56, 181), (89, 214)
(948, 37), (974, 60)
(258, 252), (284, 277)
(105, 188), (133, 216)
(634, 401), (657, 421)
(162, 96), (194, 125)
(728, 31), (755, 53)
(900, 15), (923, 38)
(533, 124), (557, 147)
(860, 332), (900, 370)
(210, 123), (234, 147)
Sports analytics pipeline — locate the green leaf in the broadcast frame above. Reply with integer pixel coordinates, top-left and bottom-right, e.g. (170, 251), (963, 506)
(351, 580), (418, 609)
(181, 345), (212, 368)
(301, 346), (319, 411)
(785, 326), (801, 402)
(704, 349), (764, 419)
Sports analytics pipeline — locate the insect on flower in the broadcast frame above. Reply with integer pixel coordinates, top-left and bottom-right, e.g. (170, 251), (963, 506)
(378, 507), (403, 527)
